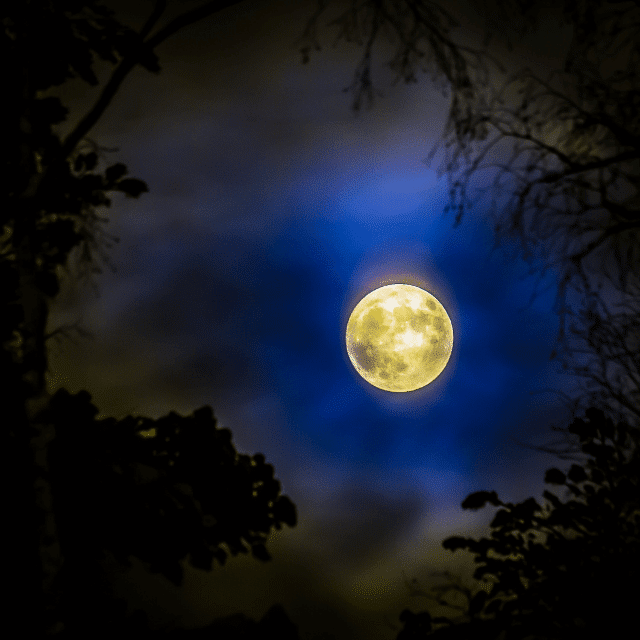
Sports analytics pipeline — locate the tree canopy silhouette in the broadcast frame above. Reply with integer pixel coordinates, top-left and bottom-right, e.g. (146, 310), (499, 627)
(396, 408), (639, 640)
(3, 2), (296, 637)
(35, 389), (296, 637)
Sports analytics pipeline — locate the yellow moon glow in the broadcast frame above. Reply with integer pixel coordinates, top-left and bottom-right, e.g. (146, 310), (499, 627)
(346, 284), (453, 392)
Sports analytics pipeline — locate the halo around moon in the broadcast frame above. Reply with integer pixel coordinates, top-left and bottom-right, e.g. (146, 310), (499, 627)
(345, 284), (453, 392)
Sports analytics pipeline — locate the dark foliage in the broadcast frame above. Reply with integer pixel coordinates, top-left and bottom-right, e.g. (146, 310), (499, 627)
(3, 2), (152, 410)
(3, 3), (294, 637)
(397, 407), (639, 639)
(33, 387), (296, 635)
(3, 0), (159, 93)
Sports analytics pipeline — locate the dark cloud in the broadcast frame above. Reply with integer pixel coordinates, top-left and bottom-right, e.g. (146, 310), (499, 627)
(315, 484), (427, 569)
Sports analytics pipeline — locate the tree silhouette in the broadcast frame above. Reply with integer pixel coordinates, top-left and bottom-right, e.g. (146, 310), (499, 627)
(3, 2), (296, 637)
(34, 389), (296, 637)
(429, 3), (640, 429)
(395, 408), (639, 640)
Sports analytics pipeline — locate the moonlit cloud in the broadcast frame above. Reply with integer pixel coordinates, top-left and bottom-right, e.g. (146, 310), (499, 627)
(46, 1), (578, 638)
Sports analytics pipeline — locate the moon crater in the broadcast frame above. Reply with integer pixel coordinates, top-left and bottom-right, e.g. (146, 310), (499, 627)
(346, 284), (453, 392)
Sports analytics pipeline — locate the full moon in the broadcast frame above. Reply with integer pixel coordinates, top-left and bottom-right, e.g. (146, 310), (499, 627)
(346, 284), (453, 392)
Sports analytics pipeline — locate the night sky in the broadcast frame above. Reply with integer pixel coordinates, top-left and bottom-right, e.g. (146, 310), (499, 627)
(44, 1), (579, 638)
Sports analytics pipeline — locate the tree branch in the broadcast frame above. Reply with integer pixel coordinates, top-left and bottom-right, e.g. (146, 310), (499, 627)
(144, 0), (249, 51)
(62, 0), (247, 159)
(538, 149), (639, 184)
(569, 219), (639, 267)
(528, 70), (640, 152)
(139, 0), (167, 41)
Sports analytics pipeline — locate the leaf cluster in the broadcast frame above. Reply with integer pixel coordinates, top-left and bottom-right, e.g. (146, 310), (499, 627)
(2, 0), (159, 93)
(35, 388), (297, 588)
(2, 1), (285, 636)
(397, 408), (639, 639)
(3, 2), (153, 314)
